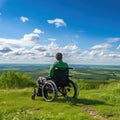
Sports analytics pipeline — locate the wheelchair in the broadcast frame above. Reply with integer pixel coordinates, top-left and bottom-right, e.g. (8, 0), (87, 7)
(31, 68), (77, 102)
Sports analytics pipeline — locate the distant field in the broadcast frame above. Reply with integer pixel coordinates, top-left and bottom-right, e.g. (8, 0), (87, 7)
(0, 64), (120, 81)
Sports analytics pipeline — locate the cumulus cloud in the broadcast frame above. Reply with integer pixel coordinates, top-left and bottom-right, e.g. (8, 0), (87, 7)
(20, 28), (44, 46)
(33, 28), (44, 34)
(91, 43), (112, 50)
(63, 44), (79, 52)
(0, 38), (20, 49)
(48, 38), (56, 42)
(0, 29), (120, 64)
(116, 45), (120, 49)
(32, 45), (47, 52)
(107, 37), (120, 43)
(107, 53), (120, 58)
(0, 47), (12, 53)
(20, 16), (29, 22)
(47, 18), (66, 28)
(0, 28), (44, 48)
(0, 28), (43, 51)
(21, 33), (40, 46)
(0, 39), (120, 64)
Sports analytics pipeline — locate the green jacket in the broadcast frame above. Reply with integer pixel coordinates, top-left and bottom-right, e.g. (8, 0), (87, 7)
(49, 60), (68, 78)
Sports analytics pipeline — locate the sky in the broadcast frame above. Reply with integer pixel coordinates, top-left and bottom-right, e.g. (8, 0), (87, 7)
(0, 0), (120, 65)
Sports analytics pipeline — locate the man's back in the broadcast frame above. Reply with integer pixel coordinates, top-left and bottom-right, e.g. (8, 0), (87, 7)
(49, 60), (68, 78)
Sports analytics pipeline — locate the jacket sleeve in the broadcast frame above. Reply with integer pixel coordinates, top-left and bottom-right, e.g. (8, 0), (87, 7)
(49, 63), (55, 78)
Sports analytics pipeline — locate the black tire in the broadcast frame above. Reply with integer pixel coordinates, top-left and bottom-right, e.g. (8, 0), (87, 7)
(42, 81), (58, 102)
(31, 94), (35, 100)
(37, 87), (42, 96)
(31, 88), (36, 100)
(65, 80), (77, 98)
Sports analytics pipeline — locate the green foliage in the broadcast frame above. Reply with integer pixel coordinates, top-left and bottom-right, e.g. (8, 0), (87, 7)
(0, 89), (97, 120)
(0, 82), (120, 120)
(71, 65), (120, 81)
(76, 80), (109, 90)
(0, 71), (35, 89)
(0, 64), (120, 119)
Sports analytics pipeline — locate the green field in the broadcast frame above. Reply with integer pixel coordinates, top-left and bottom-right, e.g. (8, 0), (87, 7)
(0, 64), (120, 120)
(0, 82), (120, 120)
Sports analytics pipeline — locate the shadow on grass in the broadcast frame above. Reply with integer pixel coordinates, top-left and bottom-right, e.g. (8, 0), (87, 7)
(56, 97), (113, 106)
(32, 94), (113, 106)
(32, 97), (113, 107)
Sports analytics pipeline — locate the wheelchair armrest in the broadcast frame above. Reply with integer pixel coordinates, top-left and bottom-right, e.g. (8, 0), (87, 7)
(68, 67), (73, 69)
(45, 76), (52, 80)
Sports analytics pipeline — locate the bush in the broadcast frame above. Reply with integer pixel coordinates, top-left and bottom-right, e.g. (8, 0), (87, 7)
(0, 70), (35, 89)
(77, 80), (109, 90)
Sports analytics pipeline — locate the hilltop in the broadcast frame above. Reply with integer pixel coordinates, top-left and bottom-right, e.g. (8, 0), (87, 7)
(0, 64), (120, 119)
(0, 81), (120, 120)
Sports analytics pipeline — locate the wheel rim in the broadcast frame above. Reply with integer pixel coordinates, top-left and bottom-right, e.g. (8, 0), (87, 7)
(65, 80), (77, 98)
(42, 82), (57, 102)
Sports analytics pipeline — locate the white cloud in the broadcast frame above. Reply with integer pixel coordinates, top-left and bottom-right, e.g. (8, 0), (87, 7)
(107, 37), (120, 43)
(20, 28), (44, 47)
(0, 39), (120, 64)
(91, 43), (112, 50)
(20, 16), (29, 22)
(0, 28), (43, 48)
(116, 45), (120, 49)
(108, 53), (120, 58)
(0, 47), (12, 53)
(47, 18), (66, 28)
(32, 45), (47, 52)
(0, 38), (20, 49)
(33, 28), (44, 34)
(21, 33), (40, 46)
(46, 42), (59, 51)
(0, 30), (120, 64)
(48, 38), (56, 42)
(63, 44), (79, 52)
(0, 28), (43, 49)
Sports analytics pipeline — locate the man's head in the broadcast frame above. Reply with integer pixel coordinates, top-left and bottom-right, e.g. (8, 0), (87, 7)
(56, 52), (63, 60)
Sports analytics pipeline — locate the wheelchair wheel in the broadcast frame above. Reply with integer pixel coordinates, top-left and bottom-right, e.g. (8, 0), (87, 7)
(31, 88), (36, 100)
(65, 80), (77, 98)
(42, 80), (58, 102)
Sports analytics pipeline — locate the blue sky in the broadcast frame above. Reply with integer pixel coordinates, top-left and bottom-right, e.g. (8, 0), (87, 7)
(0, 0), (120, 64)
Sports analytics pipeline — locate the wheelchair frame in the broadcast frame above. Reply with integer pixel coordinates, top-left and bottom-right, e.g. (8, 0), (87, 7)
(32, 79), (77, 102)
(31, 68), (78, 102)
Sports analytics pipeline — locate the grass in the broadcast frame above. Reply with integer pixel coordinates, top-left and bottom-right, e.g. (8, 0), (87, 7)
(0, 82), (120, 120)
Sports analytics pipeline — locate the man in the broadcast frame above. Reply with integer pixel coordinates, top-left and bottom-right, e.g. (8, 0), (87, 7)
(49, 52), (68, 78)
(37, 52), (68, 96)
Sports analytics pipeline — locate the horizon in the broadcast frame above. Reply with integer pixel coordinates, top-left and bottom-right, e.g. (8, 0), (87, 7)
(0, 0), (120, 64)
(0, 63), (120, 66)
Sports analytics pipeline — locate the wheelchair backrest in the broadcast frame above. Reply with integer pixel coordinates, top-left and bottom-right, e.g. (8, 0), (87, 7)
(53, 68), (69, 87)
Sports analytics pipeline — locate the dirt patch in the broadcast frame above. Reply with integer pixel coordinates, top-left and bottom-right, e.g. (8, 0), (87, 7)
(82, 106), (108, 120)
(32, 108), (40, 113)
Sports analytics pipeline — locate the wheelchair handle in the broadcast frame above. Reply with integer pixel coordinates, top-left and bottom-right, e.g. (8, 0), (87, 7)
(68, 67), (73, 69)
